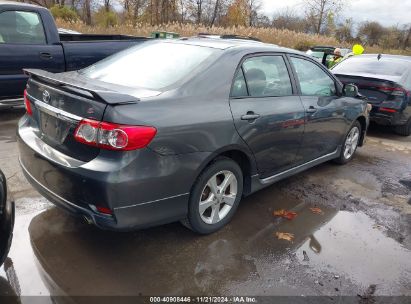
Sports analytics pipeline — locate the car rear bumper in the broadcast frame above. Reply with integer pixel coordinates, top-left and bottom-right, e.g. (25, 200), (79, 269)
(20, 159), (118, 229)
(17, 116), (209, 231)
(369, 108), (409, 126)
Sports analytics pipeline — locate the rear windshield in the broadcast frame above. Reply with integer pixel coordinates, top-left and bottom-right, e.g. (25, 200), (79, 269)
(80, 41), (221, 90)
(332, 56), (409, 77)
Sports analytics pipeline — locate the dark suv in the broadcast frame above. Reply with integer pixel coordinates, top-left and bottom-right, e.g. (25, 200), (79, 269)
(18, 39), (369, 234)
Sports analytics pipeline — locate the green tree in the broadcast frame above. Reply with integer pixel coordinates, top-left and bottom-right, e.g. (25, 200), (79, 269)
(50, 4), (79, 22)
(94, 7), (118, 27)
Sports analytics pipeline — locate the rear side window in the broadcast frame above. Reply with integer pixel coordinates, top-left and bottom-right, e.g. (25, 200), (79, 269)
(0, 11), (46, 44)
(291, 57), (336, 96)
(240, 55), (293, 97)
(231, 68), (248, 97)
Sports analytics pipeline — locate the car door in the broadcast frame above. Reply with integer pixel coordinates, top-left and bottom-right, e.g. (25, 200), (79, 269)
(0, 10), (64, 100)
(229, 54), (306, 178)
(288, 55), (347, 163)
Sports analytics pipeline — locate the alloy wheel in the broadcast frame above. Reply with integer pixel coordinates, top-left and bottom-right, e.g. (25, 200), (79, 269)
(199, 170), (238, 225)
(343, 126), (360, 159)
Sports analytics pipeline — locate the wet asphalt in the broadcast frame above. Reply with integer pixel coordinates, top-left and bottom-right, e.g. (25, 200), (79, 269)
(0, 108), (410, 302)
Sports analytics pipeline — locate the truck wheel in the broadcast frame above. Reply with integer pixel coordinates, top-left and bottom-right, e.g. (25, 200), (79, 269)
(181, 157), (243, 234)
(334, 121), (362, 165)
(394, 119), (411, 136)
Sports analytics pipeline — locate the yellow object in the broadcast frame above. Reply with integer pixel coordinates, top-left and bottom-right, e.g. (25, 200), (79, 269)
(353, 44), (364, 55)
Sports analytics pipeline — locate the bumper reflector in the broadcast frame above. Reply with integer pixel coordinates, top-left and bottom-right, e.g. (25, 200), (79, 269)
(379, 107), (397, 113)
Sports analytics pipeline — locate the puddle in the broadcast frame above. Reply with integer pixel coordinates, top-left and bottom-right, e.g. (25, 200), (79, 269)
(400, 179), (411, 191)
(1, 183), (410, 299)
(295, 211), (411, 295)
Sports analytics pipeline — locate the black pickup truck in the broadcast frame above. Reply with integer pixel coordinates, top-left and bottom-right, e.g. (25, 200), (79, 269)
(0, 1), (149, 108)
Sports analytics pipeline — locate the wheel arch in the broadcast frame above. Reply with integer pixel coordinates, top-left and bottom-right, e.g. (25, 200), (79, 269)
(191, 145), (257, 196)
(355, 115), (367, 146)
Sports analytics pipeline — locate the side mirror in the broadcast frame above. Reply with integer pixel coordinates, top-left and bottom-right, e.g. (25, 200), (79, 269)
(343, 83), (358, 97)
(343, 83), (367, 100)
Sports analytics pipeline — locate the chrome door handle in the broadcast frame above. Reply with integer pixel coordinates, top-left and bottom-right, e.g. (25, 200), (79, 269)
(306, 106), (317, 113)
(241, 113), (260, 121)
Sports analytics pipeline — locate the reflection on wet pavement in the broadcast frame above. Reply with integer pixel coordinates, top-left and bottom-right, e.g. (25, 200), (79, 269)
(1, 192), (408, 301)
(296, 212), (411, 295)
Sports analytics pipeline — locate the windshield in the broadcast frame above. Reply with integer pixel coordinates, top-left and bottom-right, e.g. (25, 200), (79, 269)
(81, 41), (221, 90)
(332, 56), (409, 77)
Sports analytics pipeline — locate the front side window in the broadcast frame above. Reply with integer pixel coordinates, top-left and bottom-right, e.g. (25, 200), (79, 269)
(291, 57), (337, 96)
(0, 11), (46, 44)
(81, 42), (221, 90)
(241, 56), (293, 97)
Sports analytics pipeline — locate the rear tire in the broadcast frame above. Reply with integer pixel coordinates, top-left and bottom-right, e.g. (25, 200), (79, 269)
(394, 119), (411, 136)
(182, 157), (243, 234)
(334, 121), (362, 165)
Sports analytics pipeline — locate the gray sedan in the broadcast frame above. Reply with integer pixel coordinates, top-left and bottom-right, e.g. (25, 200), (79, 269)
(18, 38), (369, 234)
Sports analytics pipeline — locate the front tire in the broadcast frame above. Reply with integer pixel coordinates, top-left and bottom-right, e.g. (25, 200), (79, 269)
(182, 157), (243, 234)
(334, 121), (362, 165)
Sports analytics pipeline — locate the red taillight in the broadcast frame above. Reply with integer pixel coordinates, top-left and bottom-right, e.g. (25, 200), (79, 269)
(89, 204), (113, 215)
(74, 118), (157, 151)
(378, 86), (406, 97)
(379, 107), (397, 113)
(96, 206), (113, 215)
(24, 90), (33, 116)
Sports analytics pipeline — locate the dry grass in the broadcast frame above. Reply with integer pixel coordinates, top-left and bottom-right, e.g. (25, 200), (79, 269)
(56, 20), (411, 55)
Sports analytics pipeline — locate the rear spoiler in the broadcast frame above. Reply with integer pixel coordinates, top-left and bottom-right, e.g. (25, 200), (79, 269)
(24, 69), (139, 105)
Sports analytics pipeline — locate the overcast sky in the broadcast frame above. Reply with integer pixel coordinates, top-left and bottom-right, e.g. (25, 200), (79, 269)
(261, 0), (411, 27)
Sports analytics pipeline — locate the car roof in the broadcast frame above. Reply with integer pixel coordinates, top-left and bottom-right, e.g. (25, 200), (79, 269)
(168, 37), (304, 55)
(358, 54), (411, 62)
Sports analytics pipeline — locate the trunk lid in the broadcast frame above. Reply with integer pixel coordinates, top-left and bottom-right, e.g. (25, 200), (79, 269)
(24, 69), (153, 162)
(335, 73), (403, 105)
(26, 78), (106, 162)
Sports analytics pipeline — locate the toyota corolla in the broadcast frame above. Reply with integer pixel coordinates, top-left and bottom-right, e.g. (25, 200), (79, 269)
(18, 38), (369, 234)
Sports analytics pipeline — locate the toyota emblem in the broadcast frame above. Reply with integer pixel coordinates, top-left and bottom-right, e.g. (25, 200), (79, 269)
(42, 90), (50, 103)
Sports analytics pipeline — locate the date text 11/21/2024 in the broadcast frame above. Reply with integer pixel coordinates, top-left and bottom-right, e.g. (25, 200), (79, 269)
(149, 297), (258, 303)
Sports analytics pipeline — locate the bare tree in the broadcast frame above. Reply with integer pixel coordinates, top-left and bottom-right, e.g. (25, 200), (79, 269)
(210, 0), (220, 26)
(357, 21), (386, 46)
(335, 18), (354, 42)
(178, 0), (187, 23)
(104, 0), (111, 12)
(84, 0), (92, 24)
(272, 7), (307, 32)
(196, 0), (204, 24)
(303, 0), (344, 34)
(247, 0), (261, 27)
(404, 25), (411, 49)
